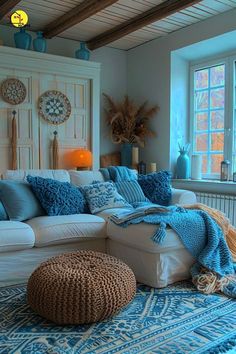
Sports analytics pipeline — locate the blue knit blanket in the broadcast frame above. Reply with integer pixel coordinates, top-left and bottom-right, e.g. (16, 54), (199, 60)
(100, 166), (136, 182)
(110, 205), (236, 298)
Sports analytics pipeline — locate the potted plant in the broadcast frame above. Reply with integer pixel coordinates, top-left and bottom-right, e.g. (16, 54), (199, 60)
(103, 94), (159, 166)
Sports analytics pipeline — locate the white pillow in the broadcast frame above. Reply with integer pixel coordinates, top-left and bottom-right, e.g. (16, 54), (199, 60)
(83, 181), (132, 214)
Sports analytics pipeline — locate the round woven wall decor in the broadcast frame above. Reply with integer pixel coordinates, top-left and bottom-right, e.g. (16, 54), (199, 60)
(38, 90), (71, 125)
(1, 78), (27, 105)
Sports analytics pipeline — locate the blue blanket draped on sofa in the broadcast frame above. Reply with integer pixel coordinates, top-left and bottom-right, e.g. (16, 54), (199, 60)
(110, 205), (236, 298)
(100, 166), (136, 182)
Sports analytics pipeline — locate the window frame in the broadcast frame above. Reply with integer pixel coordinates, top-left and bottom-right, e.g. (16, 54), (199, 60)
(190, 55), (235, 179)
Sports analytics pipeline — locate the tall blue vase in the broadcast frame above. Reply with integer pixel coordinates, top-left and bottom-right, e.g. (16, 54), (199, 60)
(14, 28), (32, 50)
(121, 143), (132, 167)
(176, 151), (190, 179)
(33, 31), (46, 52)
(75, 42), (90, 61)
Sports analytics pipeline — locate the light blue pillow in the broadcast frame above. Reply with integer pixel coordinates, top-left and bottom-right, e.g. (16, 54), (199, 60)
(0, 181), (45, 221)
(27, 175), (87, 216)
(115, 180), (150, 204)
(0, 201), (8, 220)
(83, 181), (132, 214)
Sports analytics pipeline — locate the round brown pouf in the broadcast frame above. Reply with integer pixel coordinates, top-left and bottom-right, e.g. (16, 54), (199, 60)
(27, 251), (136, 325)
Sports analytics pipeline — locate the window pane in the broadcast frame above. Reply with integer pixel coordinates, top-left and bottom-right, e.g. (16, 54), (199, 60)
(195, 69), (208, 89)
(196, 91), (208, 110)
(202, 155), (208, 174)
(210, 132), (224, 151)
(210, 65), (225, 87)
(196, 133), (208, 151)
(210, 111), (224, 129)
(210, 154), (223, 174)
(210, 88), (224, 108)
(196, 112), (208, 130)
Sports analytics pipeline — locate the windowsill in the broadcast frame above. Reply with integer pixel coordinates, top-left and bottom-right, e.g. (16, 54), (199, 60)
(172, 178), (236, 195)
(172, 178), (236, 185)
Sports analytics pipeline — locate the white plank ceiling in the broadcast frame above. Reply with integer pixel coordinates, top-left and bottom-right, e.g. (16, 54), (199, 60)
(1, 0), (236, 50)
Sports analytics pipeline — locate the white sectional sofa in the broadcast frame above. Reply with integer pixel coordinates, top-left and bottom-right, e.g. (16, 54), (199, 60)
(0, 169), (197, 288)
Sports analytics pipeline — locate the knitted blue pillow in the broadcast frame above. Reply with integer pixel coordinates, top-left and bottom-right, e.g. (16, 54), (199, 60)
(115, 180), (150, 204)
(27, 176), (87, 216)
(138, 171), (172, 206)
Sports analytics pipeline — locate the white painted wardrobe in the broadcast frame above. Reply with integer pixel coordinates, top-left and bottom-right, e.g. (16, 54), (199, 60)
(0, 46), (100, 175)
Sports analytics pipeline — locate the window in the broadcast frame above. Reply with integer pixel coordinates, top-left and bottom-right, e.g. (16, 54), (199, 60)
(191, 58), (235, 179)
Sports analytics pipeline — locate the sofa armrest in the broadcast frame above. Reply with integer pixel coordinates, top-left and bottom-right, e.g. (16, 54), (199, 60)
(170, 188), (197, 205)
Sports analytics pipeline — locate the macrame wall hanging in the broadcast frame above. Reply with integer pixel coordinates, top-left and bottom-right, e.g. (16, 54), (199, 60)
(52, 131), (59, 170)
(11, 110), (17, 170)
(38, 90), (72, 169)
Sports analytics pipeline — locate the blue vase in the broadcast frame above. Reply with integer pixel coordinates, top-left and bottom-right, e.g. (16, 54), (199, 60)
(121, 143), (132, 167)
(33, 31), (46, 52)
(176, 151), (190, 179)
(14, 28), (32, 50)
(75, 42), (90, 60)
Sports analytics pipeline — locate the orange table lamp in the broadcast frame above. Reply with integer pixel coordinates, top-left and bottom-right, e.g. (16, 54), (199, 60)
(75, 149), (92, 170)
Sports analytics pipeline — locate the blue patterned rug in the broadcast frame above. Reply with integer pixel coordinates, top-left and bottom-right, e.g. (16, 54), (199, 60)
(1, 282), (236, 354)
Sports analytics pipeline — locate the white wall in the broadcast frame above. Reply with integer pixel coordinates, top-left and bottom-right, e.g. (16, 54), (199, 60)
(0, 25), (127, 156)
(127, 8), (236, 171)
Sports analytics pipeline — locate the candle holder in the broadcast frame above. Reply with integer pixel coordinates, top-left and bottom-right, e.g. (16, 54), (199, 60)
(220, 160), (230, 181)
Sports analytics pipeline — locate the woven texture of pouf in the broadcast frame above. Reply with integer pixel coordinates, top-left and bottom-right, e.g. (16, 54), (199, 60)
(27, 251), (136, 325)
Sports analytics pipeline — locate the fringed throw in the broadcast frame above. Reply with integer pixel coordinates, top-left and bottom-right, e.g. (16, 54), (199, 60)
(110, 205), (236, 298)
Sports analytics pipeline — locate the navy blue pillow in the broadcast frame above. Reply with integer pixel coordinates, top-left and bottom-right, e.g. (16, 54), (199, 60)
(27, 176), (88, 216)
(138, 171), (172, 206)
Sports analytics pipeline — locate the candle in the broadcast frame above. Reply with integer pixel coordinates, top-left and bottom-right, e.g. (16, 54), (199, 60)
(150, 163), (157, 173)
(191, 155), (202, 180)
(132, 147), (139, 166)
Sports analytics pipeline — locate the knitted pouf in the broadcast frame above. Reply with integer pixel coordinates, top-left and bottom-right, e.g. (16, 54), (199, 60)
(27, 251), (136, 325)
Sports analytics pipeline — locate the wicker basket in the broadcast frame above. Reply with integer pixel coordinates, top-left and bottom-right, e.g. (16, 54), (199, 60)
(27, 251), (136, 325)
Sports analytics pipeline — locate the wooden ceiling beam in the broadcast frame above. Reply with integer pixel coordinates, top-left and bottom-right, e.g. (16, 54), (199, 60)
(44, 0), (119, 39)
(0, 0), (21, 20)
(87, 0), (201, 50)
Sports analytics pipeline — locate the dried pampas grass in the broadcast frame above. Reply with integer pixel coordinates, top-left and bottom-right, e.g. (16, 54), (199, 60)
(103, 94), (159, 147)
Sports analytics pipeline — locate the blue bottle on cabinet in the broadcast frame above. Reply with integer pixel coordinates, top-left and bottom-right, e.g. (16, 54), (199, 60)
(33, 32), (46, 53)
(14, 28), (32, 50)
(75, 42), (90, 61)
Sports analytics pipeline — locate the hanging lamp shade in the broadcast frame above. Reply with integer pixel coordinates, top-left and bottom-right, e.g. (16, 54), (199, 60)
(75, 149), (92, 170)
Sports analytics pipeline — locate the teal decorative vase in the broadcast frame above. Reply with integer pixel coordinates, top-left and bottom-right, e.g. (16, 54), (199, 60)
(33, 32), (46, 52)
(75, 42), (90, 60)
(121, 143), (132, 167)
(14, 28), (32, 50)
(177, 151), (190, 179)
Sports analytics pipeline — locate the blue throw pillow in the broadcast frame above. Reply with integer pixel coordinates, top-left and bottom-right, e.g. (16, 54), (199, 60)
(0, 181), (45, 221)
(27, 176), (87, 216)
(138, 171), (172, 206)
(0, 201), (8, 220)
(115, 180), (150, 204)
(83, 181), (132, 214)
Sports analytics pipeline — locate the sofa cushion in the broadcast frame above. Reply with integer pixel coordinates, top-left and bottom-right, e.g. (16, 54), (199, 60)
(0, 181), (45, 221)
(69, 170), (104, 186)
(27, 176), (87, 216)
(138, 170), (172, 206)
(0, 221), (35, 253)
(26, 214), (106, 247)
(83, 181), (132, 214)
(3, 169), (70, 182)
